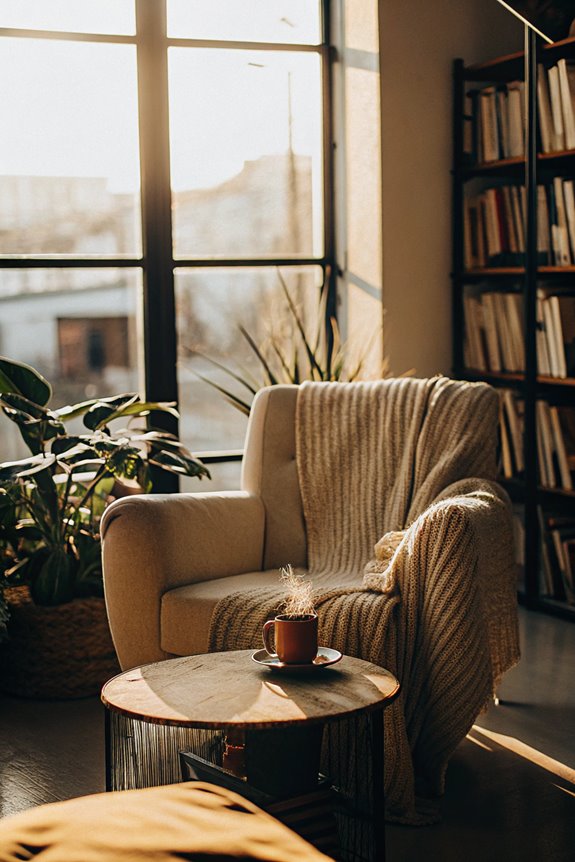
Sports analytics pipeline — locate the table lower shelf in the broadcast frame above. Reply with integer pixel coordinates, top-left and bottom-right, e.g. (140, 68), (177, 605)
(180, 749), (341, 859)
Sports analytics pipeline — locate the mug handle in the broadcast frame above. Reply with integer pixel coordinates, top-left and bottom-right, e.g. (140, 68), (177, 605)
(262, 620), (277, 657)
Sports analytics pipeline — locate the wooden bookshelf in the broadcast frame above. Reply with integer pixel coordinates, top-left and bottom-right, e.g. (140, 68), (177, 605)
(452, 31), (575, 619)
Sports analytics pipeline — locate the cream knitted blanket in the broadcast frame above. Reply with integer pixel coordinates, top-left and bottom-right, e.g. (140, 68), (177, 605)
(209, 377), (520, 824)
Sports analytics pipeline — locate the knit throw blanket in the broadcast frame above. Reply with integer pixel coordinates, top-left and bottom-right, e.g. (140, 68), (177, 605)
(209, 377), (520, 824)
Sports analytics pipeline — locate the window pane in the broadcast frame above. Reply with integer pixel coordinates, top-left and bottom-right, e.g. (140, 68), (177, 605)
(345, 66), (382, 287)
(346, 281), (383, 378)
(181, 460), (242, 494)
(169, 49), (323, 258)
(0, 268), (142, 461)
(168, 0), (321, 44)
(0, 0), (135, 35)
(0, 39), (141, 256)
(175, 266), (323, 454)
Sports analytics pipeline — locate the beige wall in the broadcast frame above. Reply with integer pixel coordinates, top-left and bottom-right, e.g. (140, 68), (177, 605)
(379, 0), (523, 377)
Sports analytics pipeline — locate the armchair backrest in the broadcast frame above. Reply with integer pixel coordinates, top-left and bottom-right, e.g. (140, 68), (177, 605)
(242, 385), (306, 571)
(241, 378), (499, 574)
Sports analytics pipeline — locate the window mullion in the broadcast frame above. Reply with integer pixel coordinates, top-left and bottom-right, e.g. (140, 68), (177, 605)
(135, 0), (177, 412)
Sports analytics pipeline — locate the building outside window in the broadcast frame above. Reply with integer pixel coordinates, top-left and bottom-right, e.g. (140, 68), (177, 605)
(0, 1), (383, 489)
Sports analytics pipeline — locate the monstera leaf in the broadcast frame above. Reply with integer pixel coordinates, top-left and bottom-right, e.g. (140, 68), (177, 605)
(0, 356), (51, 407)
(0, 358), (210, 615)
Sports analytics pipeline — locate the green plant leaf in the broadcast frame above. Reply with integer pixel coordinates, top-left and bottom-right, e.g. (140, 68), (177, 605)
(82, 393), (141, 430)
(191, 352), (259, 396)
(189, 369), (252, 416)
(52, 398), (100, 421)
(149, 449), (210, 479)
(0, 452), (56, 481)
(0, 356), (51, 406)
(239, 325), (279, 386)
(83, 394), (179, 431)
(276, 271), (325, 380)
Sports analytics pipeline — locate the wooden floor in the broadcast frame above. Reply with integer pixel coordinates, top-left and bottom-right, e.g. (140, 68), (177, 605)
(1, 606), (574, 860)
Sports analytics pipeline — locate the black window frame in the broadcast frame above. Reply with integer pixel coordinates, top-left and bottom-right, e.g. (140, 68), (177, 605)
(0, 0), (336, 481)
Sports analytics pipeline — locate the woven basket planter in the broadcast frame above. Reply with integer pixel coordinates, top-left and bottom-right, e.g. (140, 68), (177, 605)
(0, 586), (120, 700)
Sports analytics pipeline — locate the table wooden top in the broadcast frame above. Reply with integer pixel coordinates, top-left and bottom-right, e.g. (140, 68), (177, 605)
(101, 650), (400, 730)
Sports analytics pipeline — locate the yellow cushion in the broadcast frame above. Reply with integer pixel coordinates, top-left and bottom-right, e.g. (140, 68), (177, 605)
(0, 781), (333, 861)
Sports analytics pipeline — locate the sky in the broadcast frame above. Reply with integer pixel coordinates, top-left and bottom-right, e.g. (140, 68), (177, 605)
(0, 0), (322, 192)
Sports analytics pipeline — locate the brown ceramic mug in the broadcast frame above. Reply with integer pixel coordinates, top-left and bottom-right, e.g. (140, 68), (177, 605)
(262, 613), (318, 664)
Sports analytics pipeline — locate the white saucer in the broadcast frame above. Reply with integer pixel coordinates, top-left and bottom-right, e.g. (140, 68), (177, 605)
(251, 647), (343, 673)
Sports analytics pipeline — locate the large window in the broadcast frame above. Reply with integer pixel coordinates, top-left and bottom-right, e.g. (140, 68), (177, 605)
(0, 1), (330, 490)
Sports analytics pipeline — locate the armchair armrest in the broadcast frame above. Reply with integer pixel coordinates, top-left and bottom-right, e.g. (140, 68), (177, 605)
(431, 478), (520, 685)
(101, 491), (265, 668)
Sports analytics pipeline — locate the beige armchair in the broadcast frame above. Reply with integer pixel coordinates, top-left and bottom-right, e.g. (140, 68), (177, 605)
(101, 377), (520, 824)
(102, 383), (308, 670)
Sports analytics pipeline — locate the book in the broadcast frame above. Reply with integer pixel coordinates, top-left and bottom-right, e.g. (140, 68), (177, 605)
(510, 185), (525, 254)
(481, 292), (503, 371)
(496, 87), (510, 159)
(536, 400), (556, 487)
(499, 395), (514, 479)
(505, 292), (525, 371)
(548, 65), (566, 151)
(557, 58), (575, 151)
(537, 64), (555, 152)
(507, 82), (524, 158)
(563, 179), (575, 261)
(502, 388), (524, 473)
(492, 292), (515, 370)
(549, 404), (573, 491)
(463, 294), (487, 370)
(539, 294), (562, 376)
(535, 294), (552, 376)
(552, 177), (572, 265)
(538, 506), (556, 595)
(556, 295), (575, 376)
(550, 294), (568, 377)
(479, 86), (500, 162)
(482, 189), (502, 261)
(537, 185), (551, 264)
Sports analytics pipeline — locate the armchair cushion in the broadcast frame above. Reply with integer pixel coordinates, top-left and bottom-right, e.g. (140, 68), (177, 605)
(161, 569), (285, 656)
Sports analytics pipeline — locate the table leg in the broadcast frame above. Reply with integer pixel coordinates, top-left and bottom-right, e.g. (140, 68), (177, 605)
(370, 711), (386, 862)
(104, 708), (112, 792)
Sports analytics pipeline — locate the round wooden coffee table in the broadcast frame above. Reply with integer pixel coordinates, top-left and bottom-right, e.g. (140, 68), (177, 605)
(102, 649), (399, 861)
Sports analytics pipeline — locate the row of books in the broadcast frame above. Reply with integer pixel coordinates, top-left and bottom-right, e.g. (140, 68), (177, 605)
(512, 506), (575, 604)
(463, 60), (575, 164)
(464, 288), (575, 377)
(539, 510), (575, 604)
(498, 390), (575, 493)
(463, 178), (575, 268)
(463, 81), (524, 164)
(538, 60), (575, 154)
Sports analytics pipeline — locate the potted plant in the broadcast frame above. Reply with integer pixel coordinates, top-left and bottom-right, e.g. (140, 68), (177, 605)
(0, 356), (209, 698)
(186, 269), (386, 416)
